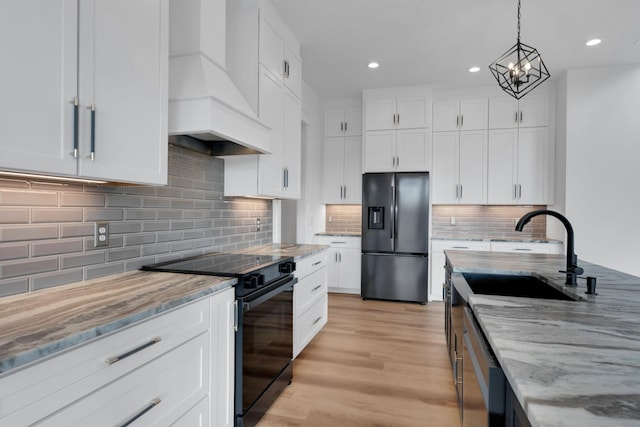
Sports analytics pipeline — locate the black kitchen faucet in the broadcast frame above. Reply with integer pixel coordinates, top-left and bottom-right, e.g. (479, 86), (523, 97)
(515, 209), (584, 286)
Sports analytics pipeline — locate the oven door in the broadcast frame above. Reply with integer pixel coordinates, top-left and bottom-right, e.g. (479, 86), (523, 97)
(236, 275), (295, 426)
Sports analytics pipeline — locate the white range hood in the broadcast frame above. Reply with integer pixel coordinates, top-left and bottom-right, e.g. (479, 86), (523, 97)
(168, 0), (270, 155)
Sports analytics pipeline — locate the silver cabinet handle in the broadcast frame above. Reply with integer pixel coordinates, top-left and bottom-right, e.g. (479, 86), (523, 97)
(88, 104), (96, 160)
(71, 97), (79, 158)
(119, 399), (161, 427)
(283, 168), (286, 189)
(313, 317), (322, 325)
(455, 184), (459, 199)
(397, 113), (400, 125)
(330, 241), (346, 244)
(396, 156), (399, 167)
(312, 261), (322, 266)
(515, 111), (518, 124)
(459, 184), (462, 199)
(460, 114), (464, 127)
(340, 122), (344, 132)
(514, 248), (533, 251)
(343, 185), (347, 199)
(520, 110), (523, 123)
(518, 184), (522, 199)
(283, 60), (290, 78)
(344, 121), (347, 132)
(456, 115), (459, 127)
(233, 300), (239, 332)
(452, 246), (470, 249)
(335, 252), (338, 263)
(106, 337), (161, 365)
(312, 284), (322, 291)
(513, 184), (518, 200)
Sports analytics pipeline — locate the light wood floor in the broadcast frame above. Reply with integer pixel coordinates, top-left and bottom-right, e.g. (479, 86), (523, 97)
(256, 294), (461, 427)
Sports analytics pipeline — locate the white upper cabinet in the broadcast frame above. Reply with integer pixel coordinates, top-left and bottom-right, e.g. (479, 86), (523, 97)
(433, 99), (488, 132)
(0, 0), (168, 185)
(363, 86), (433, 172)
(324, 107), (362, 138)
(323, 136), (362, 204)
(489, 94), (548, 129)
(432, 130), (487, 204)
(488, 127), (549, 204)
(224, 0), (302, 199)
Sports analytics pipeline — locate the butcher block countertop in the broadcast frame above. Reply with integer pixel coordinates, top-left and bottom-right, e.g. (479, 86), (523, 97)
(446, 250), (640, 427)
(0, 270), (235, 374)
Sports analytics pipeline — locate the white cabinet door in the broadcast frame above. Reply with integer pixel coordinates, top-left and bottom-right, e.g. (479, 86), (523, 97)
(284, 42), (301, 99)
(0, 0), (78, 177)
(324, 108), (347, 138)
(325, 247), (340, 287)
(323, 138), (344, 204)
(489, 96), (519, 129)
(363, 130), (396, 172)
(433, 101), (460, 132)
(432, 132), (459, 204)
(259, 10), (284, 81)
(517, 127), (548, 204)
(396, 97), (431, 129)
(339, 248), (361, 292)
(257, 66), (285, 197)
(518, 94), (548, 127)
(396, 128), (431, 172)
(365, 99), (396, 131)
(488, 129), (518, 204)
(210, 288), (234, 427)
(77, 0), (168, 184)
(343, 136), (362, 204)
(282, 88), (301, 198)
(460, 99), (488, 130)
(344, 107), (363, 137)
(458, 131), (487, 204)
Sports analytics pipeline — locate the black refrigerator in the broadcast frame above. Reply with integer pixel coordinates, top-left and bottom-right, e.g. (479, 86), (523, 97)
(361, 172), (429, 304)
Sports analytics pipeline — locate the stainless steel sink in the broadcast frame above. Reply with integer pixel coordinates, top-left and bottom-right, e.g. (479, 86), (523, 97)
(461, 273), (578, 301)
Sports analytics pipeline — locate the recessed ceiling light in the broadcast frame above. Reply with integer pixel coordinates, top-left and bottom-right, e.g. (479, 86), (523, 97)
(469, 66), (480, 73)
(368, 62), (379, 69)
(586, 38), (602, 47)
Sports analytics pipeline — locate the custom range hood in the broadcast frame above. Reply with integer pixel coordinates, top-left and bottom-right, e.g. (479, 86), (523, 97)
(168, 0), (270, 156)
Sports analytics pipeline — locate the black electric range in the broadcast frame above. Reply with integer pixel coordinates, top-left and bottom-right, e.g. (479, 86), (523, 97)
(141, 252), (296, 298)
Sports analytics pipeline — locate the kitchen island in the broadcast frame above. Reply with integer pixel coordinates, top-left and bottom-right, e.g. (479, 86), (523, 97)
(446, 250), (640, 427)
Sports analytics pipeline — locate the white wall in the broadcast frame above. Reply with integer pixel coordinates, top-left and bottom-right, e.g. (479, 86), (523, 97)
(560, 65), (640, 276)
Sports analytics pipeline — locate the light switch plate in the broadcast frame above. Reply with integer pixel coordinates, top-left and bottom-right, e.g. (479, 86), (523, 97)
(94, 222), (109, 247)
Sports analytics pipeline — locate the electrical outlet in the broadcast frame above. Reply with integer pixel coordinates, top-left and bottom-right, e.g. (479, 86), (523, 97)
(450, 216), (456, 226)
(256, 218), (261, 231)
(94, 222), (109, 247)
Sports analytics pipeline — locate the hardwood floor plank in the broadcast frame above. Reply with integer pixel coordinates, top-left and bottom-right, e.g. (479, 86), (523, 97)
(256, 294), (461, 427)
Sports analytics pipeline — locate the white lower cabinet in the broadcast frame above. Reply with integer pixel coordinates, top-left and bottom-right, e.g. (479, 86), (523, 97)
(490, 241), (563, 254)
(294, 251), (328, 358)
(316, 236), (361, 294)
(0, 288), (234, 427)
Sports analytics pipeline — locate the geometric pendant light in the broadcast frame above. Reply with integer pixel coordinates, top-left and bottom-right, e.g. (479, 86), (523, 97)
(488, 0), (550, 99)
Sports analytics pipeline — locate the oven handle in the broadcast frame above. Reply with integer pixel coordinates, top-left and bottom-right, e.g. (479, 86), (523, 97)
(242, 277), (296, 312)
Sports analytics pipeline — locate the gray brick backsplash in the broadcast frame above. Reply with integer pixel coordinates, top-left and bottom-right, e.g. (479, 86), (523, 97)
(0, 189), (58, 206)
(31, 269), (84, 291)
(0, 277), (29, 297)
(32, 208), (83, 223)
(0, 225), (58, 242)
(32, 239), (83, 257)
(0, 208), (29, 224)
(0, 145), (272, 298)
(0, 243), (29, 261)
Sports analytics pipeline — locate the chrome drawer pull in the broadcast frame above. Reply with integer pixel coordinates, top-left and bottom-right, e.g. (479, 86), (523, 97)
(106, 337), (161, 365)
(312, 285), (322, 292)
(119, 398), (161, 427)
(312, 316), (323, 325)
(312, 261), (322, 266)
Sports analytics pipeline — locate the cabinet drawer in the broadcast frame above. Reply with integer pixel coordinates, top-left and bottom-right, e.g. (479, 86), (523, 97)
(432, 240), (491, 252)
(294, 294), (327, 357)
(295, 251), (328, 279)
(315, 235), (361, 249)
(490, 241), (562, 254)
(38, 332), (210, 427)
(295, 267), (328, 315)
(0, 298), (210, 425)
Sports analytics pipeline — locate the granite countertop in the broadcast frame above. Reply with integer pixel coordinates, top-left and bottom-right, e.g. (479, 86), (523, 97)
(234, 243), (329, 260)
(0, 270), (235, 375)
(445, 250), (640, 427)
(433, 236), (562, 244)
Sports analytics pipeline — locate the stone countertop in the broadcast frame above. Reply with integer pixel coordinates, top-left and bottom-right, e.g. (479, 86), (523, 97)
(445, 250), (640, 427)
(234, 243), (329, 260)
(0, 270), (235, 375)
(433, 236), (562, 244)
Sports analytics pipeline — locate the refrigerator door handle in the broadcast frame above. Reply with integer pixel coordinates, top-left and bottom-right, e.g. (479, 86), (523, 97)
(390, 182), (397, 251)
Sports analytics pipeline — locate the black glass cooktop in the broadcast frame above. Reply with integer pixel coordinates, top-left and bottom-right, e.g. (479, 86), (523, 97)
(141, 252), (291, 277)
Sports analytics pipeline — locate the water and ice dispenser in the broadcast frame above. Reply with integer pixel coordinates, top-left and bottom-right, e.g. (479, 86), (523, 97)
(368, 207), (384, 229)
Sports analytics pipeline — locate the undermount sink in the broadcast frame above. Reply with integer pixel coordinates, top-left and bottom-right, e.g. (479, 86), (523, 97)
(462, 273), (578, 301)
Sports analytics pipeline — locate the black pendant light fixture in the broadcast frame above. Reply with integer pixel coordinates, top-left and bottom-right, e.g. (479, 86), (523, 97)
(489, 0), (550, 99)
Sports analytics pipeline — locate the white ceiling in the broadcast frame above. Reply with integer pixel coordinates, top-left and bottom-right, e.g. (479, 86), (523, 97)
(270, 0), (640, 99)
